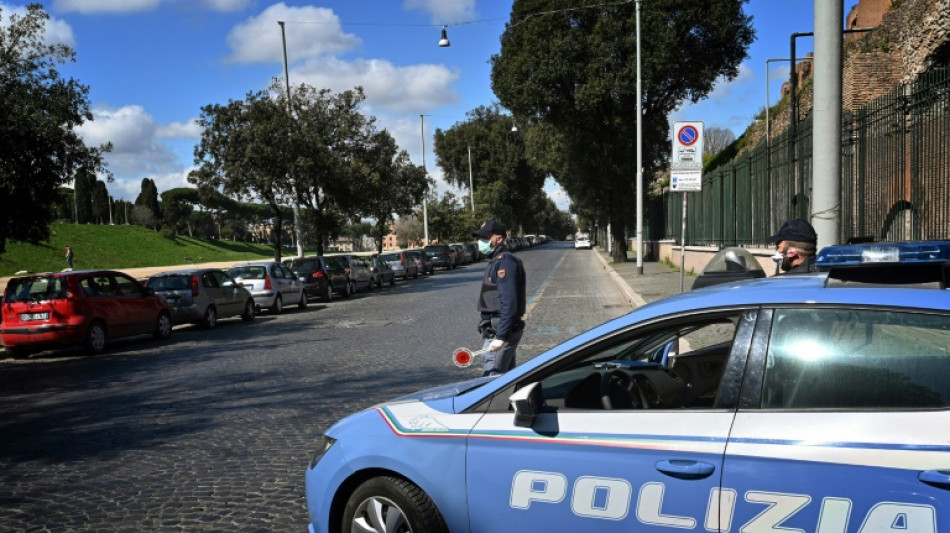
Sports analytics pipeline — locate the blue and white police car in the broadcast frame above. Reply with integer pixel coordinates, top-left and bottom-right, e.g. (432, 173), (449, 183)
(304, 241), (950, 533)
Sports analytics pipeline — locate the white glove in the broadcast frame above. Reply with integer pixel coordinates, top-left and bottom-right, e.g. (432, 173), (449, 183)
(489, 339), (507, 352)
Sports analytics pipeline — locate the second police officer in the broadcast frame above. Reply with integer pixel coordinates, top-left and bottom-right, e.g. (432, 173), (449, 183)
(472, 219), (526, 376)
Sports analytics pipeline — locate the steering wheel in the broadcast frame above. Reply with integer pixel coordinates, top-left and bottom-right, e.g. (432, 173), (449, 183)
(600, 370), (638, 410)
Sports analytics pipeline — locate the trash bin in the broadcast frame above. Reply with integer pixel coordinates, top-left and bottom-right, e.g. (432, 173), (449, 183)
(692, 247), (766, 290)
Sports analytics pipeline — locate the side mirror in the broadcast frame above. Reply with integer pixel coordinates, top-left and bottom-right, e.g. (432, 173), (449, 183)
(509, 382), (542, 428)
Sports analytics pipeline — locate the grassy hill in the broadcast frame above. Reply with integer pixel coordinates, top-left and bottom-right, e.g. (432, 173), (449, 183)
(0, 224), (286, 276)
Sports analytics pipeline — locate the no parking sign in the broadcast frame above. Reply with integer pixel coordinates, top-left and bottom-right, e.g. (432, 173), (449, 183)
(671, 121), (704, 192)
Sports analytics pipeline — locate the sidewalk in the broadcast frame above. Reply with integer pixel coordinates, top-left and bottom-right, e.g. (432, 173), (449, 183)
(593, 248), (694, 307)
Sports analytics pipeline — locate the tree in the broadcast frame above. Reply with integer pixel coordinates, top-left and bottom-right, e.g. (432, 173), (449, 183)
(74, 169), (96, 223)
(704, 127), (736, 156)
(190, 86), (296, 261)
(92, 179), (110, 224)
(433, 104), (546, 234)
(0, 4), (111, 254)
(285, 84), (375, 256)
(491, 0), (754, 261)
(394, 215), (424, 248)
(352, 130), (429, 252)
(134, 178), (161, 228)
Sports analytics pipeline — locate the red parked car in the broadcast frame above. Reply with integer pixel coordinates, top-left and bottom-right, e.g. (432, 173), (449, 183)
(1, 270), (173, 358)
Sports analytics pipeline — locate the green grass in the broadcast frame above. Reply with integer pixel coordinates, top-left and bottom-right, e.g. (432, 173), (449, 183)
(0, 224), (286, 276)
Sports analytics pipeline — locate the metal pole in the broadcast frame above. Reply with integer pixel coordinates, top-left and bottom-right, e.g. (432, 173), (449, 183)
(420, 114), (429, 246)
(278, 21), (305, 258)
(635, 0), (643, 274)
(680, 192), (687, 292)
(108, 195), (114, 225)
(812, 0), (843, 249)
(468, 145), (475, 212)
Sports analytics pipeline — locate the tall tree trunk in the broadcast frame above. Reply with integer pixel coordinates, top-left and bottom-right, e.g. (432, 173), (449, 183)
(610, 221), (627, 263)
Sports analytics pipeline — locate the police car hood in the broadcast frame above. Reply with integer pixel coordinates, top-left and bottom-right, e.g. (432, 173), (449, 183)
(384, 376), (496, 406)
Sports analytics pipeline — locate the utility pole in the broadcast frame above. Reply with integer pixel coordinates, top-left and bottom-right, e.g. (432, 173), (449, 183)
(812, 0), (843, 249)
(279, 21), (305, 258)
(420, 114), (430, 245)
(468, 145), (475, 212)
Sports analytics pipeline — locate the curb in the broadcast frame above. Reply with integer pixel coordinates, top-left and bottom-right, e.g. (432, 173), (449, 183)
(593, 249), (647, 308)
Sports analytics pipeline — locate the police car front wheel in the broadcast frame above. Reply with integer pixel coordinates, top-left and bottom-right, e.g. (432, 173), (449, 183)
(342, 476), (448, 533)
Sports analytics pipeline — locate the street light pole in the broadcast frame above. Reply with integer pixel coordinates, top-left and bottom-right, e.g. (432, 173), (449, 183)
(468, 145), (475, 212)
(635, 0), (643, 274)
(278, 20), (305, 259)
(420, 114), (430, 245)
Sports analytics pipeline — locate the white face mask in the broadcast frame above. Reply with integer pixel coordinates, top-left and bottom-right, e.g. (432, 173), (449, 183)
(478, 238), (493, 255)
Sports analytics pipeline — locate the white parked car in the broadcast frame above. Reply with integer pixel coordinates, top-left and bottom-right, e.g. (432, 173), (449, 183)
(574, 234), (592, 249)
(227, 261), (306, 314)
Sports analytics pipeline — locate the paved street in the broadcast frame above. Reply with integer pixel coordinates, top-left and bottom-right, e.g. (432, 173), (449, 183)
(0, 242), (632, 532)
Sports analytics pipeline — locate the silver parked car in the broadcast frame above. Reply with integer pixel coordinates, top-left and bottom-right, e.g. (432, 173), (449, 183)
(227, 261), (306, 314)
(145, 268), (255, 328)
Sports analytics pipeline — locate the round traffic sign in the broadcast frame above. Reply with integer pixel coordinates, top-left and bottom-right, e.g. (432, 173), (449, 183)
(678, 125), (699, 147)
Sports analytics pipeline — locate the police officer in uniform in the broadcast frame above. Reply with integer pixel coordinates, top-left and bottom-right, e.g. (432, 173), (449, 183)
(767, 218), (818, 274)
(473, 220), (526, 376)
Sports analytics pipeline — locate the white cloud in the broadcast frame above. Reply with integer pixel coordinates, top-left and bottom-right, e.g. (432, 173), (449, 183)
(53, 0), (162, 14)
(0, 3), (75, 46)
(52, 0), (249, 13)
(544, 178), (571, 211)
(157, 119), (202, 139)
(198, 0), (251, 12)
(403, 0), (476, 24)
(226, 3), (360, 64)
(293, 57), (459, 114)
(77, 105), (185, 198)
(703, 62), (755, 103)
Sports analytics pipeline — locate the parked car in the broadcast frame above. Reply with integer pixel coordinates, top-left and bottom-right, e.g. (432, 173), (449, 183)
(574, 233), (592, 249)
(1, 269), (172, 358)
(145, 268), (255, 328)
(283, 256), (337, 302)
(379, 251), (417, 279)
(423, 244), (456, 270)
(449, 243), (472, 265)
(363, 253), (396, 288)
(227, 261), (306, 314)
(328, 254), (374, 295)
(304, 240), (950, 533)
(405, 249), (434, 275)
(461, 242), (482, 262)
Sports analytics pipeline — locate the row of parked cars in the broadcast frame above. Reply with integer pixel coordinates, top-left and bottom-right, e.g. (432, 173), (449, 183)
(0, 239), (533, 359)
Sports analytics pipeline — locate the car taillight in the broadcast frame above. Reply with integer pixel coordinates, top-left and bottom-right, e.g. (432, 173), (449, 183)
(191, 275), (200, 296)
(372, 268), (379, 274)
(345, 266), (352, 276)
(312, 271), (325, 278)
(264, 275), (272, 290)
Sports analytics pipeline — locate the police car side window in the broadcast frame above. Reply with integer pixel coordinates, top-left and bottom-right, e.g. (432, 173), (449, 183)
(533, 313), (742, 411)
(763, 309), (950, 409)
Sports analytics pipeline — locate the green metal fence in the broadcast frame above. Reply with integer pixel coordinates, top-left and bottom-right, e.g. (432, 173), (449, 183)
(658, 68), (950, 246)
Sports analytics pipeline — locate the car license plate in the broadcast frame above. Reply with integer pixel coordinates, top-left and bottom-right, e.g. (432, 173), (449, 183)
(19, 312), (49, 321)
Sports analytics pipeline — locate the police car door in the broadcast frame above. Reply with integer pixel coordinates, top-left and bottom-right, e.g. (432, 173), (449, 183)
(466, 310), (756, 533)
(723, 307), (950, 533)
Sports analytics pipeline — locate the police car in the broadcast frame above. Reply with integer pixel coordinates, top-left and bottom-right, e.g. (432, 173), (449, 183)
(304, 241), (950, 533)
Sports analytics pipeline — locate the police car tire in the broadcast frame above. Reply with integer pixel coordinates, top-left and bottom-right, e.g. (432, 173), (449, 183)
(343, 476), (448, 533)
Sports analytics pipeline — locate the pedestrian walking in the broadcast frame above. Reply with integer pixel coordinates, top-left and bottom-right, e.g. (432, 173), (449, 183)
(472, 220), (526, 376)
(65, 245), (74, 270)
(767, 219), (817, 274)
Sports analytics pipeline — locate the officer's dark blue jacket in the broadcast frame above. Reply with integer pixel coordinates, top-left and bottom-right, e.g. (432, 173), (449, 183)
(477, 244), (526, 340)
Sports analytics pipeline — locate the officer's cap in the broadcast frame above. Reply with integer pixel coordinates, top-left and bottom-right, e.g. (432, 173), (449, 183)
(473, 219), (506, 239)
(767, 218), (817, 245)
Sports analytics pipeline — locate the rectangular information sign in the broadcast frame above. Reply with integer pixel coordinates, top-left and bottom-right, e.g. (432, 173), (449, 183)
(671, 121), (704, 191)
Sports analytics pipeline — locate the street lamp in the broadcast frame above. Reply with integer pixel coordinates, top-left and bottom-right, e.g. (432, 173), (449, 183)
(278, 20), (306, 258)
(420, 114), (430, 245)
(635, 0), (643, 274)
(468, 145), (475, 213)
(438, 26), (451, 47)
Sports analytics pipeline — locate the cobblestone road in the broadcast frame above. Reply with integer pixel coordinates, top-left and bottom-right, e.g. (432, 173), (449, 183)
(0, 242), (633, 532)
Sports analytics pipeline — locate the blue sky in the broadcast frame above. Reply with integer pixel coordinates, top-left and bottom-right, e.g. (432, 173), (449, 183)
(2, 0), (859, 208)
